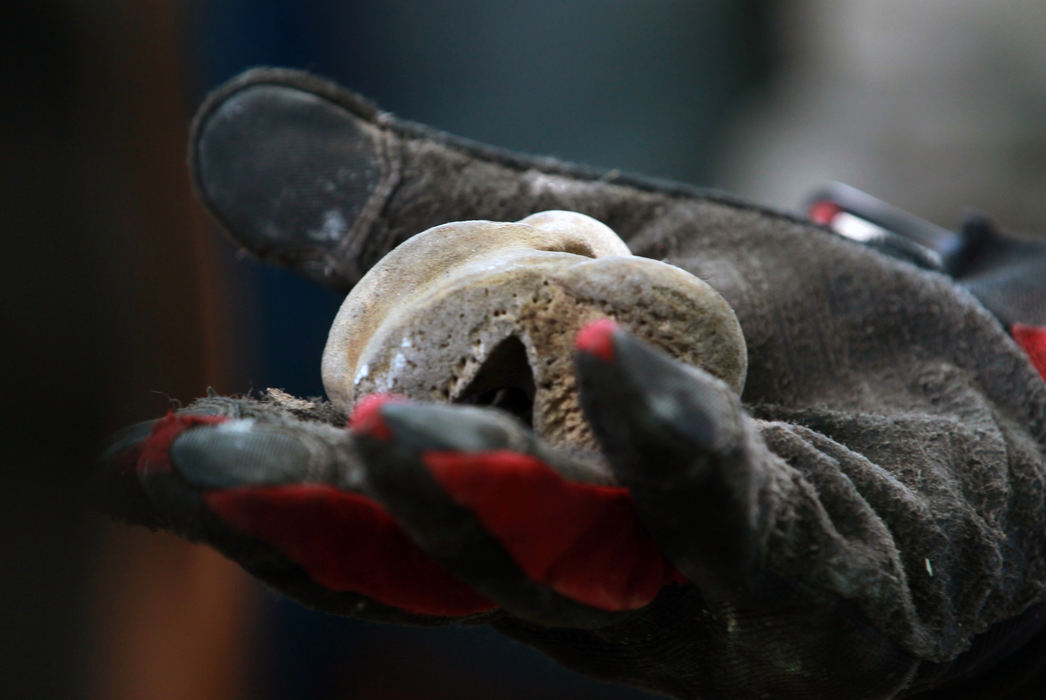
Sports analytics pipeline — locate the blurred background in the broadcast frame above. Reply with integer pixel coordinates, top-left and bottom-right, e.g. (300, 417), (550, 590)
(6, 1), (1045, 698)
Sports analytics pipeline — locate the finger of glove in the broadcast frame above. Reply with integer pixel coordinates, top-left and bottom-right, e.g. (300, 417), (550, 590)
(115, 410), (494, 623)
(574, 321), (792, 602)
(576, 322), (921, 625)
(191, 68), (758, 291)
(351, 395), (685, 629)
(573, 323), (924, 693)
(98, 393), (351, 527)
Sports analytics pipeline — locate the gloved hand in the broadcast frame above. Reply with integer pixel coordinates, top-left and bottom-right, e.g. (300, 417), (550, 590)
(101, 68), (1046, 699)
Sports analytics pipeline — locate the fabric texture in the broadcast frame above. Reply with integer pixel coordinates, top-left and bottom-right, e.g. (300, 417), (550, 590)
(99, 68), (1046, 698)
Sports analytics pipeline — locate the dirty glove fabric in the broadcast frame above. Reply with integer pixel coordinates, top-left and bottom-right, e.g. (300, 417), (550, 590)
(102, 68), (1046, 699)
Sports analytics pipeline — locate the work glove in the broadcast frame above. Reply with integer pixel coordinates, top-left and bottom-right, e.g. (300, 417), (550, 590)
(101, 68), (1046, 699)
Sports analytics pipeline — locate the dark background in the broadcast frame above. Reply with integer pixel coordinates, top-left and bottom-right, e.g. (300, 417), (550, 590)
(5, 2), (1044, 698)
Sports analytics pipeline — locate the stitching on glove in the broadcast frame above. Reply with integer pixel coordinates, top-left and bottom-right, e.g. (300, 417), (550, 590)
(334, 122), (403, 279)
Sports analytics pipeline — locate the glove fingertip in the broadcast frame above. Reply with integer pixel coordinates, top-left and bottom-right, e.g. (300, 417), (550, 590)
(349, 393), (410, 440)
(574, 318), (620, 363)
